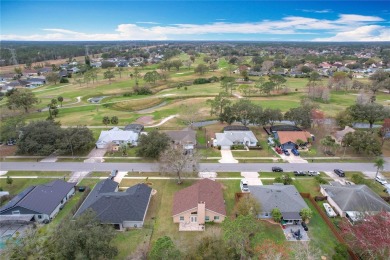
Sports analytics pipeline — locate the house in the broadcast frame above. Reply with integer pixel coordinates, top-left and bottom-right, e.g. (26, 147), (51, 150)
(213, 127), (258, 149)
(67, 67), (80, 74)
(74, 178), (152, 230)
(164, 130), (197, 151)
(172, 178), (226, 231)
(381, 118), (390, 138)
(58, 70), (68, 78)
(270, 125), (302, 132)
(38, 67), (52, 74)
(0, 180), (75, 223)
(26, 77), (46, 88)
(248, 185), (308, 224)
(320, 184), (390, 223)
(333, 126), (355, 143)
(273, 131), (312, 149)
(96, 127), (140, 148)
(23, 69), (38, 77)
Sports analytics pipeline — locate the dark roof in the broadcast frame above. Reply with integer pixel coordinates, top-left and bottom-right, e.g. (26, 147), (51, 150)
(164, 130), (196, 144)
(124, 124), (144, 133)
(74, 179), (152, 224)
(0, 180), (76, 215)
(172, 178), (226, 216)
(282, 212), (302, 220)
(270, 125), (302, 132)
(223, 125), (250, 131)
(321, 185), (390, 212)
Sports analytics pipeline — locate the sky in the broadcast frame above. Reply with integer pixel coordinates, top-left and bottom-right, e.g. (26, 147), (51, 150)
(1, 0), (390, 41)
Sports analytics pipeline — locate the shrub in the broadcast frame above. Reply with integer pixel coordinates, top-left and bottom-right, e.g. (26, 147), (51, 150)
(231, 144), (245, 150)
(60, 77), (69, 83)
(300, 208), (313, 222)
(271, 208), (282, 222)
(332, 244), (349, 260)
(193, 78), (211, 84)
(133, 85), (152, 95)
(123, 92), (133, 97)
(274, 174), (293, 185)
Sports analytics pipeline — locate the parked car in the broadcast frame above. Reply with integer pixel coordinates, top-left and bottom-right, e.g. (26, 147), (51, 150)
(291, 148), (300, 156)
(294, 171), (306, 176)
(334, 169), (345, 177)
(240, 179), (249, 192)
(283, 149), (290, 156)
(375, 176), (388, 185)
(301, 221), (308, 231)
(275, 147), (283, 154)
(272, 166), (283, 172)
(267, 137), (275, 147)
(307, 171), (320, 176)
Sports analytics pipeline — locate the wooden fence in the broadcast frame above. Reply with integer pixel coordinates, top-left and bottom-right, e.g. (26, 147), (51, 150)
(300, 193), (359, 260)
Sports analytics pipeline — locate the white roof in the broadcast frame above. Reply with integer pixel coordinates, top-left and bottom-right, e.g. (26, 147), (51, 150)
(96, 127), (138, 145)
(215, 131), (258, 146)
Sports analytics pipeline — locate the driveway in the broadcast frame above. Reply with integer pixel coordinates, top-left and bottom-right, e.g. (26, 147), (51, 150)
(84, 148), (107, 163)
(323, 171), (346, 184)
(241, 172), (262, 185)
(113, 171), (127, 184)
(219, 150), (238, 163)
(68, 171), (90, 184)
(279, 150), (308, 163)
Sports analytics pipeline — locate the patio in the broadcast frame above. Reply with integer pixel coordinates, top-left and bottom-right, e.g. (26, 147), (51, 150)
(283, 224), (310, 241)
(179, 222), (205, 231)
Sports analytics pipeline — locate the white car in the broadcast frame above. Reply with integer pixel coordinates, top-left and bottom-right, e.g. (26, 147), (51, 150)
(307, 171), (320, 176)
(240, 179), (249, 192)
(375, 176), (388, 185)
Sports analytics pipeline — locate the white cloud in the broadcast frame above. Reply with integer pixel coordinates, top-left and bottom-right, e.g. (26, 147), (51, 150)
(135, 21), (160, 25)
(313, 25), (390, 41)
(299, 9), (332, 14)
(1, 14), (389, 41)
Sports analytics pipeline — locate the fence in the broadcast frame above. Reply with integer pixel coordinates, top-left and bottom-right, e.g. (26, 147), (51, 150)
(300, 192), (359, 260)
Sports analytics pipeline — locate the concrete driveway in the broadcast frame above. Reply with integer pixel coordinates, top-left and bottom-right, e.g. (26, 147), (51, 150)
(219, 150), (238, 163)
(279, 150), (308, 163)
(241, 172), (262, 185)
(323, 171), (346, 184)
(113, 171), (127, 184)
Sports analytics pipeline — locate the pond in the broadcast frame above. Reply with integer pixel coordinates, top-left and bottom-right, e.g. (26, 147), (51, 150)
(87, 96), (107, 103)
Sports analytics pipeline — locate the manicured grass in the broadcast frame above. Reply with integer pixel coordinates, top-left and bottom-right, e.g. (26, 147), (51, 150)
(196, 129), (207, 145)
(304, 198), (338, 258)
(259, 172), (285, 178)
(219, 179), (241, 216)
(251, 220), (286, 246)
(5, 171), (71, 177)
(231, 150), (265, 157)
(198, 148), (221, 158)
(113, 229), (152, 260)
(294, 178), (322, 196)
(345, 171), (388, 196)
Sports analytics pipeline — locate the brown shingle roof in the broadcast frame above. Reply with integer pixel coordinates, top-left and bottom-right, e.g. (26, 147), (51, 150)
(277, 131), (312, 145)
(172, 178), (226, 216)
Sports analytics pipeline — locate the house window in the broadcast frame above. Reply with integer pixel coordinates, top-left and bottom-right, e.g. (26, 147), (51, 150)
(205, 216), (210, 221)
(179, 216), (184, 221)
(214, 216), (220, 220)
(12, 210), (20, 215)
(38, 215), (42, 219)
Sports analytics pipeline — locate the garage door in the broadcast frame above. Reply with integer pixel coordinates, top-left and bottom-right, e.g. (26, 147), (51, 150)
(282, 142), (295, 150)
(221, 146), (230, 150)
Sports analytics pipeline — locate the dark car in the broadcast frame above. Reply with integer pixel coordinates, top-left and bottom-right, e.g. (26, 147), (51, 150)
(301, 221), (308, 231)
(291, 148), (300, 156)
(272, 166), (283, 172)
(283, 149), (290, 156)
(334, 169), (345, 177)
(294, 171), (306, 176)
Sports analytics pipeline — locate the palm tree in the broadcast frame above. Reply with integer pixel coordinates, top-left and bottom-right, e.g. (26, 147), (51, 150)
(374, 157), (385, 183)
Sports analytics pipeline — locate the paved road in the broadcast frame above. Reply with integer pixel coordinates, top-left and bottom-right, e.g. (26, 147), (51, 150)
(0, 162), (384, 173)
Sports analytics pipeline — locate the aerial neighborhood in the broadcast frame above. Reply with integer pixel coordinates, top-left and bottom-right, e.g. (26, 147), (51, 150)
(1, 6), (390, 258)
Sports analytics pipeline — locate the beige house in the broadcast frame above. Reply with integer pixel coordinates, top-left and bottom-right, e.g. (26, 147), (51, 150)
(172, 178), (226, 231)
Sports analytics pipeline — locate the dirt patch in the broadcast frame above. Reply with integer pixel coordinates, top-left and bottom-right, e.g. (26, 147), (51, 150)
(0, 145), (17, 157)
(135, 116), (154, 125)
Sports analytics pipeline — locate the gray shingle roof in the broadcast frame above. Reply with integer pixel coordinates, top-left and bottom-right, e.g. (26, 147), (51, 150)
(0, 180), (75, 215)
(75, 179), (152, 224)
(248, 185), (308, 214)
(164, 130), (196, 144)
(321, 184), (390, 212)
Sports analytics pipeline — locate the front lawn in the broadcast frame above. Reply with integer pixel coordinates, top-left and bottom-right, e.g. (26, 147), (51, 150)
(294, 178), (322, 196)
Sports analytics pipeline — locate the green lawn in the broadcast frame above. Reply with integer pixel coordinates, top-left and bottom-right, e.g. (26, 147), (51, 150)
(305, 199), (338, 257)
(198, 148), (221, 158)
(294, 178), (322, 196)
(5, 171), (71, 177)
(114, 229), (152, 260)
(345, 171), (388, 196)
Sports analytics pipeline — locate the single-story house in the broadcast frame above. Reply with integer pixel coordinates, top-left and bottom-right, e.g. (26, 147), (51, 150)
(320, 184), (390, 223)
(248, 184), (309, 224)
(67, 67), (80, 74)
(0, 180), (76, 223)
(96, 127), (140, 148)
(74, 178), (152, 230)
(333, 126), (355, 144)
(274, 131), (312, 150)
(270, 125), (302, 132)
(164, 130), (197, 150)
(26, 77), (46, 88)
(213, 128), (258, 149)
(172, 178), (226, 231)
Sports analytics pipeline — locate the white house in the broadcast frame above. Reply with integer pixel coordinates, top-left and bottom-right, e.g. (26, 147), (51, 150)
(213, 126), (258, 150)
(96, 127), (140, 149)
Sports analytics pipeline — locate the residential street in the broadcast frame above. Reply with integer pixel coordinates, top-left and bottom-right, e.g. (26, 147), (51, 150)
(0, 162), (385, 173)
